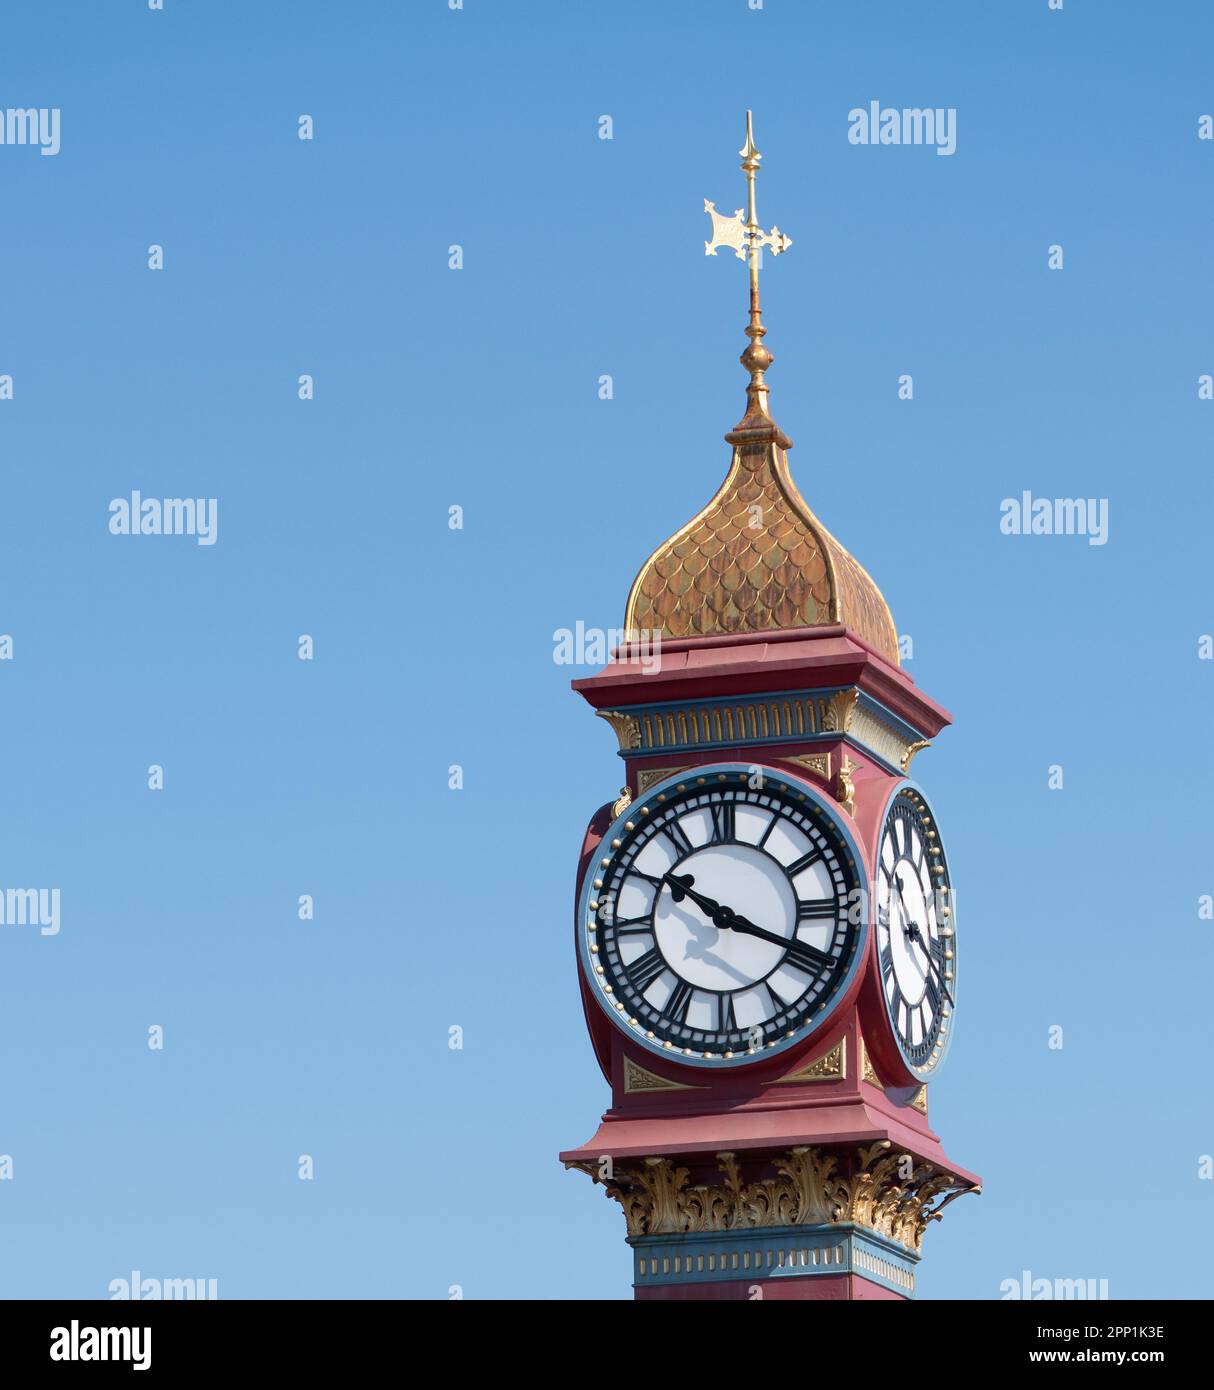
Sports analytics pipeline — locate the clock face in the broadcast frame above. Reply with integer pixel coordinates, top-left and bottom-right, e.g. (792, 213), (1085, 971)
(875, 789), (955, 1077)
(581, 769), (866, 1067)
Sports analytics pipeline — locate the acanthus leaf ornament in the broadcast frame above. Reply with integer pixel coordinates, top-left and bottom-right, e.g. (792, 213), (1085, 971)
(567, 1143), (977, 1253)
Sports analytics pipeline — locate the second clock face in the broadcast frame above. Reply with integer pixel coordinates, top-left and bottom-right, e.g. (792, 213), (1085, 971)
(584, 771), (865, 1065)
(875, 788), (955, 1076)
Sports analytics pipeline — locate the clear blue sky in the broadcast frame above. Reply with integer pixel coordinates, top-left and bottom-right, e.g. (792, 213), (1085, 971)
(1, 0), (1211, 1299)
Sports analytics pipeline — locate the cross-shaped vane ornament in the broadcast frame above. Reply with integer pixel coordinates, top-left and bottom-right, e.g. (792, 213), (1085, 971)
(704, 111), (793, 264)
(703, 111), (793, 427)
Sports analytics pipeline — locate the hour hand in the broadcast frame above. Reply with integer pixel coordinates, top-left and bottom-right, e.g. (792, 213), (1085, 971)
(664, 872), (721, 918)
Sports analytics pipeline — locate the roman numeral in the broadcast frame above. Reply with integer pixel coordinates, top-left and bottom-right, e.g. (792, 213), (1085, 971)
(880, 941), (895, 978)
(796, 897), (837, 922)
(924, 974), (941, 1015)
(612, 917), (653, 935)
(719, 993), (737, 1033)
(666, 980), (694, 1024)
(627, 949), (666, 992)
(786, 848), (824, 877)
(783, 937), (832, 975)
(663, 818), (693, 859)
(927, 954), (954, 1007)
(757, 812), (779, 848)
(711, 800), (735, 844)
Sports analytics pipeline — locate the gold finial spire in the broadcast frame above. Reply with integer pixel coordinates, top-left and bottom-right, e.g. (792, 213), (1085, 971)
(703, 110), (793, 428)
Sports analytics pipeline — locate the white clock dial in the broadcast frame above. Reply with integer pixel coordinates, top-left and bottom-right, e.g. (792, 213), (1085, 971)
(585, 771), (864, 1063)
(875, 789), (955, 1075)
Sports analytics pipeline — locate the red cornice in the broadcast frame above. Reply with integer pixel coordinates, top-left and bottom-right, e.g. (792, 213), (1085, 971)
(572, 625), (952, 739)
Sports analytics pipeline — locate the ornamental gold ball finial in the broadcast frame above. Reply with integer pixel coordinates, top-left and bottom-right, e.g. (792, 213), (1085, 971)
(703, 111), (793, 424)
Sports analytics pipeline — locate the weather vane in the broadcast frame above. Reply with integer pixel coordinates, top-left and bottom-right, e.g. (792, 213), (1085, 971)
(703, 111), (793, 422)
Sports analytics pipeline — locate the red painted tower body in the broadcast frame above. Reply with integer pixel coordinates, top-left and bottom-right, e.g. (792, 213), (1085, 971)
(560, 115), (979, 1300)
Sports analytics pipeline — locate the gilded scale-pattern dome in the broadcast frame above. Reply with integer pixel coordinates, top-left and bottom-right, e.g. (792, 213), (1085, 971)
(623, 425), (899, 665)
(623, 110), (898, 665)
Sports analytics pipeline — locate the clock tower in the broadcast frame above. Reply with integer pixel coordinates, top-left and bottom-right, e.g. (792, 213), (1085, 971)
(560, 114), (980, 1300)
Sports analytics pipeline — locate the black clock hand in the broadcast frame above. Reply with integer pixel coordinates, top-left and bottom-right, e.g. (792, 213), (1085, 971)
(904, 932), (954, 1009)
(664, 873), (725, 919)
(891, 877), (952, 1004)
(720, 912), (791, 951)
(665, 874), (797, 954)
(924, 949), (954, 1007)
(894, 875), (933, 959)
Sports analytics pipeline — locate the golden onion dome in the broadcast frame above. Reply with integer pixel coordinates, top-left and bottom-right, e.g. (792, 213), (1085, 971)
(622, 340), (899, 665)
(624, 112), (898, 665)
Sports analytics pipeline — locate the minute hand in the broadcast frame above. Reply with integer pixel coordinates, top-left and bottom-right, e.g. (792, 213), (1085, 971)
(723, 913), (793, 950)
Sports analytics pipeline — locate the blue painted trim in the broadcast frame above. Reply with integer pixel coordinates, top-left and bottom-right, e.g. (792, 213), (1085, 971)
(615, 685), (851, 720)
(577, 762), (871, 1072)
(629, 1222), (918, 1298)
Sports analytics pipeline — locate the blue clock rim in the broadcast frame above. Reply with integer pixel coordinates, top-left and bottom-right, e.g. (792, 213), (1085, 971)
(875, 778), (958, 1081)
(578, 761), (872, 1072)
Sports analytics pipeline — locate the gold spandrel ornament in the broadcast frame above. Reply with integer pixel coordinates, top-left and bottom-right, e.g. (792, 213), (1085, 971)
(772, 1038), (846, 1084)
(622, 1055), (700, 1094)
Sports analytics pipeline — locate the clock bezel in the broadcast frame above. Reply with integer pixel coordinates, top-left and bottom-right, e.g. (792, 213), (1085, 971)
(577, 762), (870, 1071)
(872, 780), (957, 1082)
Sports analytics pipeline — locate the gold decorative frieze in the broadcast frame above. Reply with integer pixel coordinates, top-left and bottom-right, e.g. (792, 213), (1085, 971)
(595, 688), (929, 775)
(568, 1142), (977, 1254)
(623, 1056), (699, 1094)
(849, 702), (929, 774)
(773, 1038), (845, 1084)
(616, 691), (856, 755)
